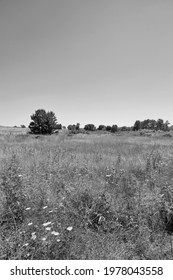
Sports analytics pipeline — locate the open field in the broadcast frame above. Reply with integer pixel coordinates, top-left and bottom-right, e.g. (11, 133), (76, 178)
(0, 128), (173, 259)
(0, 126), (29, 135)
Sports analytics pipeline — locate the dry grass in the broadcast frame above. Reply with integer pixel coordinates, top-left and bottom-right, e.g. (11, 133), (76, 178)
(0, 128), (173, 259)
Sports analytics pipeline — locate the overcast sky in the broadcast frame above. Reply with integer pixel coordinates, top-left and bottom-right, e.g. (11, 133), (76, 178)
(0, 0), (173, 127)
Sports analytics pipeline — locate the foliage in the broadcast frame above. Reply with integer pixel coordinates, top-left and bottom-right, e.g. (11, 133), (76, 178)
(84, 124), (96, 131)
(133, 119), (170, 131)
(97, 125), (106, 131)
(111, 125), (118, 133)
(133, 120), (141, 131)
(106, 126), (112, 132)
(119, 126), (131, 131)
(67, 124), (76, 131)
(67, 123), (80, 132)
(55, 124), (62, 130)
(76, 123), (80, 130)
(28, 109), (58, 134)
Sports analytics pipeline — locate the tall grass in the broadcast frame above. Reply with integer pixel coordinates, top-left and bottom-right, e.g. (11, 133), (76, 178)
(0, 131), (173, 259)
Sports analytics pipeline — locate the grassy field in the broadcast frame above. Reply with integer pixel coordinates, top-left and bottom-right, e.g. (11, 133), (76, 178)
(0, 127), (173, 259)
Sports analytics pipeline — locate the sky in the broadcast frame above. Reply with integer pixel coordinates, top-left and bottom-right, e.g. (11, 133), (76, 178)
(0, 0), (173, 128)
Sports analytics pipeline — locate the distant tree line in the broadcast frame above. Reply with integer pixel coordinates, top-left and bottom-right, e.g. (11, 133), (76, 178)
(28, 109), (171, 135)
(67, 123), (119, 133)
(66, 119), (171, 133)
(133, 119), (170, 131)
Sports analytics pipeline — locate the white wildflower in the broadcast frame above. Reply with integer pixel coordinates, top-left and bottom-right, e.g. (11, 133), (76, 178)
(31, 232), (36, 240)
(18, 174), (22, 177)
(43, 206), (48, 209)
(28, 222), (33, 226)
(49, 210), (53, 213)
(106, 174), (112, 177)
(51, 231), (59, 236)
(24, 243), (29, 247)
(56, 239), (61, 242)
(41, 237), (47, 241)
(25, 207), (31, 211)
(45, 227), (51, 231)
(67, 226), (73, 231)
(43, 222), (51, 227)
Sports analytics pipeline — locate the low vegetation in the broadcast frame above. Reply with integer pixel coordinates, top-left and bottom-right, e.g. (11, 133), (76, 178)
(0, 128), (173, 259)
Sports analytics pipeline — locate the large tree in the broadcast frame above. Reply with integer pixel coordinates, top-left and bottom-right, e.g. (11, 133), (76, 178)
(29, 109), (58, 134)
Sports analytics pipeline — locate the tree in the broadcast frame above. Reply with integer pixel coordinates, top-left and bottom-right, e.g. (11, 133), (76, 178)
(55, 124), (62, 130)
(76, 123), (80, 130)
(164, 120), (170, 131)
(133, 120), (141, 131)
(28, 109), (58, 134)
(84, 124), (96, 131)
(111, 125), (118, 133)
(67, 124), (76, 131)
(156, 119), (164, 131)
(120, 126), (129, 131)
(106, 125), (112, 132)
(97, 125), (106, 130)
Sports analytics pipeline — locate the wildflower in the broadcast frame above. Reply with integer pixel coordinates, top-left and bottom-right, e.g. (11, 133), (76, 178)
(51, 231), (59, 236)
(56, 239), (61, 242)
(67, 226), (73, 231)
(25, 207), (31, 211)
(45, 227), (51, 231)
(43, 222), (51, 227)
(42, 237), (47, 241)
(28, 222), (33, 226)
(43, 206), (48, 209)
(31, 232), (36, 240)
(49, 210), (53, 213)
(98, 215), (105, 224)
(18, 174), (22, 177)
(106, 174), (112, 177)
(24, 243), (29, 247)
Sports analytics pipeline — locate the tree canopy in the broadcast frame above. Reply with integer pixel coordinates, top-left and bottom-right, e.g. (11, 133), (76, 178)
(29, 109), (58, 134)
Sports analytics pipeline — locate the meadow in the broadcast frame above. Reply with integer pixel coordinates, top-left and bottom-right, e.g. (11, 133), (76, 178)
(0, 127), (173, 259)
